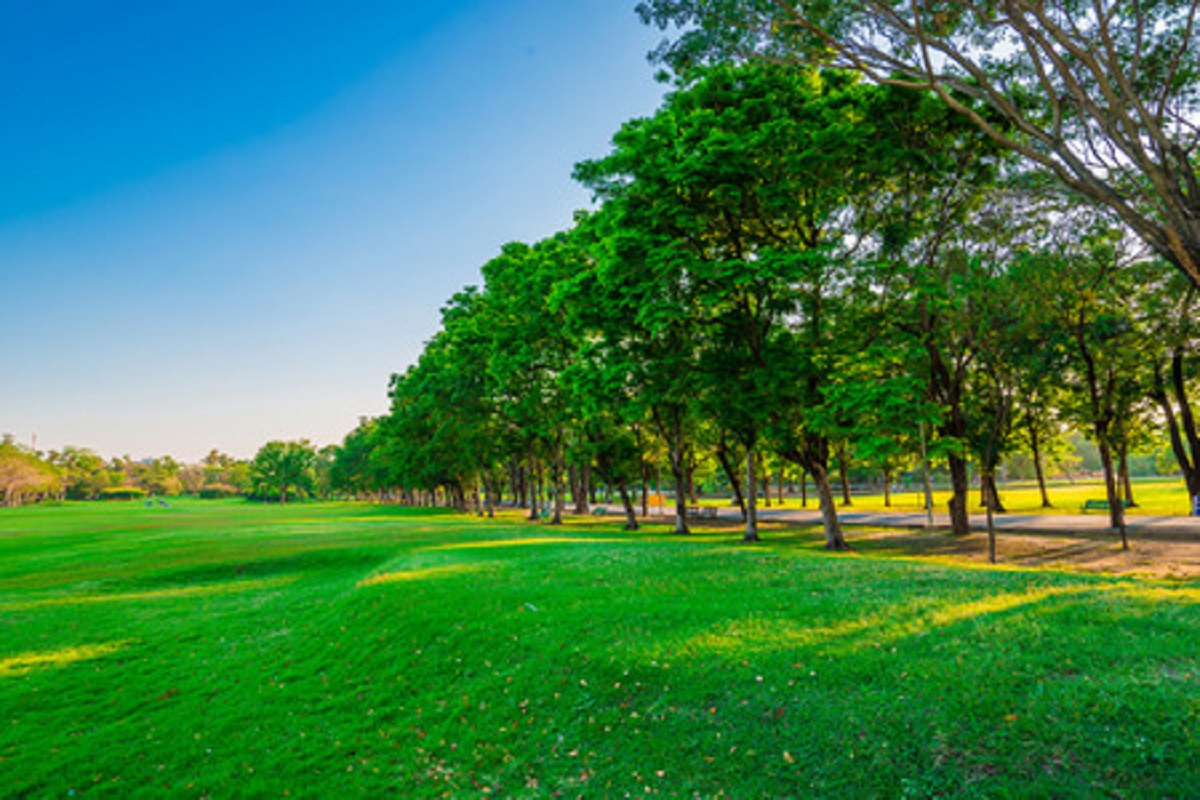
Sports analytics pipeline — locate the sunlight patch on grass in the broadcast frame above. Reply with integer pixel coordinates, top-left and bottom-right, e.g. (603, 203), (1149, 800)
(0, 640), (130, 678)
(0, 576), (296, 611)
(1107, 584), (1200, 604)
(429, 537), (623, 551)
(669, 586), (1086, 661)
(358, 564), (484, 587)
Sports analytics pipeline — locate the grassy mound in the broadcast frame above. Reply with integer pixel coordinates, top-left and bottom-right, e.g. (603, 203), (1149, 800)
(0, 500), (1195, 797)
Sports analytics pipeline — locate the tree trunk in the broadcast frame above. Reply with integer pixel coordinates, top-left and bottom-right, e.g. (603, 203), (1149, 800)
(1030, 423), (1053, 508)
(551, 458), (564, 525)
(883, 466), (892, 508)
(482, 473), (496, 518)
(576, 463), (591, 515)
(618, 483), (639, 531)
(1097, 439), (1129, 550)
(744, 448), (759, 543)
(983, 471), (1007, 514)
(528, 458), (541, 521)
(670, 449), (690, 535)
(715, 438), (747, 522)
(1118, 444), (1137, 508)
(985, 469), (997, 565)
(777, 471), (785, 505)
(947, 452), (970, 536)
(761, 453), (771, 508)
(800, 469), (808, 508)
(837, 448), (852, 506)
(640, 457), (649, 519)
(812, 462), (847, 551)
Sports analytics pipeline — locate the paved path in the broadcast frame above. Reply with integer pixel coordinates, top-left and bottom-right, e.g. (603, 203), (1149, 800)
(705, 505), (1200, 541)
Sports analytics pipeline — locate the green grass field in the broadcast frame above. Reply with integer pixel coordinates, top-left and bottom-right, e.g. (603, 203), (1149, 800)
(1, 500), (1196, 797)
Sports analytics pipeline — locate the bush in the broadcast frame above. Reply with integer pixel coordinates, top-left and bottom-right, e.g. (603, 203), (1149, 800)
(100, 486), (147, 501)
(198, 484), (240, 499)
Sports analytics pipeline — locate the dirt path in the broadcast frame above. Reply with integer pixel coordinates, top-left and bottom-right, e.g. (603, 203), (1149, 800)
(848, 527), (1200, 579)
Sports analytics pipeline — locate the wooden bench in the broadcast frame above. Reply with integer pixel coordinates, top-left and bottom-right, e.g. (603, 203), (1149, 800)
(686, 506), (718, 520)
(590, 506), (608, 516)
(1081, 498), (1129, 512)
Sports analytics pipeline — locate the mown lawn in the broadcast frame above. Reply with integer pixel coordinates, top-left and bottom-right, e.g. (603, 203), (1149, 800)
(0, 500), (1195, 797)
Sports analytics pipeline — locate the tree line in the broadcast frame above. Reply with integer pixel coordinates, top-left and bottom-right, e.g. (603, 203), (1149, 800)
(0, 437), (361, 507)
(330, 56), (1199, 561)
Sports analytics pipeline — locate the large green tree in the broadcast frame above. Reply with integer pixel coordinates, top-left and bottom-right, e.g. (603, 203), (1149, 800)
(250, 440), (318, 504)
(638, 0), (1200, 290)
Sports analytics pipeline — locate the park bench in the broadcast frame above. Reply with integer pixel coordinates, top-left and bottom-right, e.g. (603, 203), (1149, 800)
(686, 506), (719, 520)
(590, 506), (607, 515)
(1081, 498), (1129, 512)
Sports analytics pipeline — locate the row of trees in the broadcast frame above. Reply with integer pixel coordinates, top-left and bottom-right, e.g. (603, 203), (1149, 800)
(333, 58), (1198, 560)
(0, 437), (349, 507)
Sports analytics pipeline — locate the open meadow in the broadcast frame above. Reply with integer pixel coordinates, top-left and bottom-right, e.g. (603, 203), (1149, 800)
(0, 500), (1196, 797)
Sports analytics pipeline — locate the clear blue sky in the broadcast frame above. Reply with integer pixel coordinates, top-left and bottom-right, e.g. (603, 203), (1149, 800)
(0, 1), (668, 461)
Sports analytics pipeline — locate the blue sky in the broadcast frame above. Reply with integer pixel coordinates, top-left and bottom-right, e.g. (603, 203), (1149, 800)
(0, 1), (668, 461)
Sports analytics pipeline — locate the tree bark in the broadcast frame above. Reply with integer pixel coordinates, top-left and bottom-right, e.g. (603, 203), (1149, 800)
(837, 448), (852, 506)
(618, 483), (640, 531)
(551, 457), (565, 525)
(1030, 423), (1053, 508)
(947, 452), (971, 536)
(744, 448), (759, 543)
(812, 462), (848, 551)
(883, 466), (892, 508)
(715, 437), (747, 522)
(985, 469), (997, 565)
(1118, 444), (1137, 508)
(1097, 439), (1129, 550)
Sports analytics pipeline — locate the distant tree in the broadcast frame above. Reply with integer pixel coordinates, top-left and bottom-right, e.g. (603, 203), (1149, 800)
(250, 440), (318, 504)
(0, 436), (60, 507)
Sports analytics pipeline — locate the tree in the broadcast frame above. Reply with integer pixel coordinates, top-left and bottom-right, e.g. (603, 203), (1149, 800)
(0, 437), (60, 507)
(250, 440), (318, 504)
(638, 1), (1200, 290)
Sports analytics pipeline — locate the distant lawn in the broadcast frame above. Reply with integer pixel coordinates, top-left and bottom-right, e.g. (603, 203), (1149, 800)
(0, 500), (1196, 797)
(747, 477), (1196, 517)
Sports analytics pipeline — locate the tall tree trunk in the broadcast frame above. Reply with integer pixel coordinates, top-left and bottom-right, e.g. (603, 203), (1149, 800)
(617, 483), (639, 531)
(883, 466), (892, 508)
(1118, 444), (1137, 508)
(837, 448), (852, 506)
(528, 458), (541, 521)
(947, 452), (970, 536)
(781, 441), (845, 550)
(640, 456), (649, 519)
(983, 471), (1007, 513)
(812, 462), (847, 551)
(800, 469), (808, 508)
(761, 453), (771, 508)
(686, 447), (698, 504)
(744, 448), (759, 543)
(985, 468), (997, 565)
(551, 458), (564, 525)
(777, 471), (785, 505)
(715, 438), (747, 522)
(1097, 439), (1129, 550)
(482, 473), (496, 518)
(577, 463), (591, 515)
(1154, 365), (1200, 507)
(669, 449), (690, 535)
(1030, 423), (1053, 508)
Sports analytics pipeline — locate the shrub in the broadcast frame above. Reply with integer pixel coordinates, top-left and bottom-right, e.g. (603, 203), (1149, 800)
(100, 486), (147, 501)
